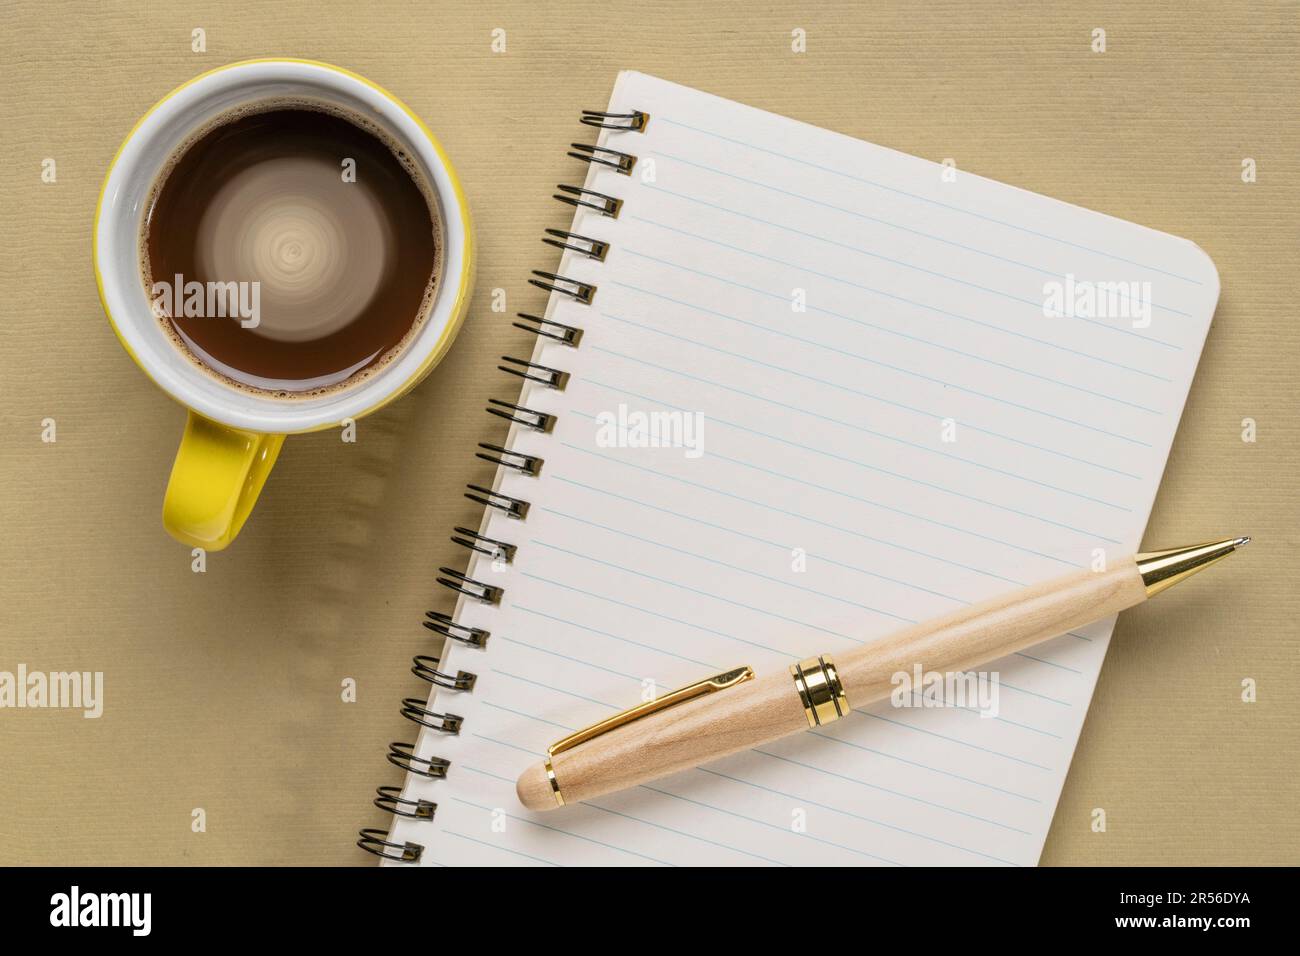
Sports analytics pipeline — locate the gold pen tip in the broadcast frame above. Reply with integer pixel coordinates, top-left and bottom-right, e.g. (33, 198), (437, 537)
(1136, 536), (1250, 597)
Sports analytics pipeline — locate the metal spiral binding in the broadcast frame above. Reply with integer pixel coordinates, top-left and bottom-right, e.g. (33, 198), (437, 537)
(374, 786), (437, 821)
(451, 527), (518, 562)
(436, 567), (503, 604)
(400, 698), (463, 734)
(356, 828), (422, 863)
(513, 311), (584, 345)
(359, 101), (645, 862)
(498, 356), (570, 390)
(486, 398), (555, 433)
(423, 610), (490, 648)
(387, 742), (451, 779)
(411, 656), (478, 691)
(465, 484), (530, 519)
(475, 441), (544, 476)
(541, 230), (608, 263)
(567, 142), (636, 174)
(580, 109), (649, 131)
(529, 271), (595, 304)
(553, 184), (623, 217)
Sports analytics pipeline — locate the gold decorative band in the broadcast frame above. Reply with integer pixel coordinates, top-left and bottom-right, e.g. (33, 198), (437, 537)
(789, 655), (849, 727)
(543, 756), (565, 807)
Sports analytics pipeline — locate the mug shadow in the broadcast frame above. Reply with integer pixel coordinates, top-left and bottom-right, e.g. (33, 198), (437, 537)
(259, 394), (424, 863)
(257, 353), (500, 863)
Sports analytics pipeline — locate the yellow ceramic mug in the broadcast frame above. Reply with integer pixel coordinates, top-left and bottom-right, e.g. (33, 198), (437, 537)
(94, 60), (473, 550)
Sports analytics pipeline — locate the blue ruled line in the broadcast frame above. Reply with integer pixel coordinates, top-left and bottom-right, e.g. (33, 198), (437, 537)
(517, 564), (1076, 712)
(610, 279), (1156, 448)
(497, 634), (662, 684)
(518, 570), (809, 656)
(617, 238), (1173, 406)
(471, 707), (1023, 862)
(996, 681), (1072, 706)
(646, 158), (1068, 281)
(700, 765), (1026, 865)
(535, 502), (1089, 678)
(591, 339), (1134, 510)
(483, 692), (1040, 805)
(513, 604), (722, 668)
(642, 160), (1192, 322)
(582, 801), (792, 865)
(856, 712), (1055, 771)
(489, 669), (616, 708)
(631, 203), (1181, 360)
(448, 793), (676, 865)
(571, 385), (1121, 545)
(656, 115), (1206, 285)
(548, 464), (1101, 651)
(549, 474), (971, 603)
(471, 732), (541, 756)
(535, 509), (916, 624)
(898, 691), (1062, 739)
(742, 752), (1032, 836)
(556, 437), (1043, 580)
(456, 764), (791, 865)
(640, 783), (906, 866)
(806, 730), (1041, 801)
(596, 309), (1143, 479)
(689, 444), (1109, 558)
(1015, 651), (1083, 675)
(530, 539), (864, 639)
(642, 172), (1190, 324)
(623, 243), (1179, 388)
(481, 699), (573, 731)
(441, 830), (561, 866)
(985, 714), (1062, 738)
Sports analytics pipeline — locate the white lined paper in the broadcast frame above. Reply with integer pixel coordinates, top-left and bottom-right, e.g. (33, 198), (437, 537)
(384, 72), (1218, 866)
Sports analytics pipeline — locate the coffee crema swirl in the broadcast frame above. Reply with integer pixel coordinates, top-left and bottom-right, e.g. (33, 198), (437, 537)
(141, 98), (442, 399)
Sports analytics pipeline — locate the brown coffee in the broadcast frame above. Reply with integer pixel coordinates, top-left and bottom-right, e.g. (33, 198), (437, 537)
(141, 100), (441, 398)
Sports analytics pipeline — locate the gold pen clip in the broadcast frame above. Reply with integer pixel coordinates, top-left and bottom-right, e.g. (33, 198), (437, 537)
(542, 665), (754, 807)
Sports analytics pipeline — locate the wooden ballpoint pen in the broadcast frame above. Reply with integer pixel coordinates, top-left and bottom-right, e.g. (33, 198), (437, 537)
(516, 537), (1248, 811)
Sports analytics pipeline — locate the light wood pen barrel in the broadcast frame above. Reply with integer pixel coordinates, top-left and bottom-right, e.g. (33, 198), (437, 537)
(516, 539), (1246, 812)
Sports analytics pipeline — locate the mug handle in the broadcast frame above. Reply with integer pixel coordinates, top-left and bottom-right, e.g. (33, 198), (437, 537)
(162, 411), (285, 551)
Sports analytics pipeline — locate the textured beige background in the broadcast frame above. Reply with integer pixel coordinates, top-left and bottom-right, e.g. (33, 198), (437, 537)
(1, 0), (1296, 866)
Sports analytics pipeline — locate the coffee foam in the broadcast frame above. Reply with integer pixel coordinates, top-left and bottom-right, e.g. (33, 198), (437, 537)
(139, 96), (444, 401)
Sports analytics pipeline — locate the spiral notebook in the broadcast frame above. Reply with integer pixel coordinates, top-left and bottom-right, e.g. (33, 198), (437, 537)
(359, 71), (1220, 866)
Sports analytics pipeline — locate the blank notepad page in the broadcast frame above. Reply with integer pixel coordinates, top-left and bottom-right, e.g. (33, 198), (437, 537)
(387, 71), (1220, 866)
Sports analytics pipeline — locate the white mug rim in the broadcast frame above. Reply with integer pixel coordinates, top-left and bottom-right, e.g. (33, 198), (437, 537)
(93, 58), (472, 434)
